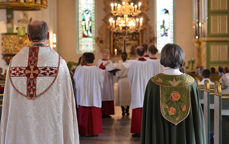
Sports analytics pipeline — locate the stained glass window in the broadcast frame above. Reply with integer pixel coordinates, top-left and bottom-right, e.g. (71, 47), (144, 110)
(77, 0), (95, 53)
(156, 0), (174, 52)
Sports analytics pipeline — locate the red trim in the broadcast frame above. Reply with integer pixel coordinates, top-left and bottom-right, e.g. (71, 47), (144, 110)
(9, 46), (60, 99)
(78, 106), (102, 136)
(102, 101), (115, 115)
(102, 59), (108, 61)
(150, 57), (157, 60)
(99, 63), (106, 70)
(144, 54), (149, 57)
(138, 58), (147, 61)
(131, 108), (142, 134)
(86, 64), (93, 66)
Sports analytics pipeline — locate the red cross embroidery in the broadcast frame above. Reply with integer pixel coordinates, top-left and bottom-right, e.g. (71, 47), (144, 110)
(9, 47), (58, 99)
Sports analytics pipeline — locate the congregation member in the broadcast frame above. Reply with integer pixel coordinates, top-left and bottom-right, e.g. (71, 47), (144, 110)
(1, 20), (79, 144)
(74, 53), (104, 136)
(128, 45), (151, 137)
(225, 67), (229, 73)
(98, 49), (115, 117)
(141, 43), (206, 144)
(218, 66), (224, 76)
(220, 73), (229, 93)
(115, 52), (131, 116)
(200, 69), (214, 85)
(146, 45), (163, 79)
(210, 67), (216, 74)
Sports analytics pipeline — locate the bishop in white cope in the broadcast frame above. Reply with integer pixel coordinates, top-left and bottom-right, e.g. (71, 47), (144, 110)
(1, 21), (79, 144)
(74, 53), (104, 136)
(128, 46), (152, 136)
(97, 49), (115, 116)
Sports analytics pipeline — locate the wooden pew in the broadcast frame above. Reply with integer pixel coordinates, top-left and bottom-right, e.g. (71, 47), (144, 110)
(214, 82), (229, 144)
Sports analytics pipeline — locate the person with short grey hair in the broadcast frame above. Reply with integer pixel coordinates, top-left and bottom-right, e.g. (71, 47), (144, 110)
(1, 20), (80, 144)
(160, 43), (184, 69)
(141, 43), (206, 144)
(27, 21), (49, 42)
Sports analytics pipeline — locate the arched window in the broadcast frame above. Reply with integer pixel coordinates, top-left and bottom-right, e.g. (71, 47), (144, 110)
(156, 0), (174, 51)
(77, 0), (96, 54)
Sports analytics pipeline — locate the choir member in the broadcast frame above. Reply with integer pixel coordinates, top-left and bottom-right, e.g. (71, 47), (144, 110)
(97, 49), (115, 117)
(115, 52), (131, 116)
(146, 45), (163, 79)
(1, 20), (79, 144)
(74, 52), (104, 136)
(128, 45), (150, 137)
(142, 43), (149, 59)
(141, 43), (206, 144)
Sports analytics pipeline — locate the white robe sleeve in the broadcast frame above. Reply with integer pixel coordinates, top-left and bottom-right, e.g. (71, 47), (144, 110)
(61, 60), (79, 144)
(1, 67), (10, 144)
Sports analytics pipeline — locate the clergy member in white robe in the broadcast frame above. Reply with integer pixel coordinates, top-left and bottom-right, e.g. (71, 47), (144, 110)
(1, 21), (79, 144)
(97, 49), (115, 117)
(74, 53), (104, 136)
(115, 52), (131, 116)
(146, 44), (163, 79)
(128, 45), (151, 137)
(142, 44), (149, 59)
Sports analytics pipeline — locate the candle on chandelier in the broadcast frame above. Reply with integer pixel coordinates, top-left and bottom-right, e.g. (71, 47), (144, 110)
(140, 17), (143, 26)
(138, 2), (142, 9)
(134, 5), (137, 12)
(111, 3), (114, 11)
(118, 4), (121, 10)
(114, 3), (117, 10)
(136, 18), (139, 26)
(122, 1), (125, 5)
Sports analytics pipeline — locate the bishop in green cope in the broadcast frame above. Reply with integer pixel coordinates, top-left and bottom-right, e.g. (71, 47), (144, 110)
(141, 44), (206, 144)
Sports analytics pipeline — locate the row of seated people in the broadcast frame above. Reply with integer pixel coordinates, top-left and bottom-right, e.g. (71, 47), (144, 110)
(195, 70), (229, 144)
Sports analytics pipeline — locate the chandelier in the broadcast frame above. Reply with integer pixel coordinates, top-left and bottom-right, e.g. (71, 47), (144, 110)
(109, 0), (143, 33)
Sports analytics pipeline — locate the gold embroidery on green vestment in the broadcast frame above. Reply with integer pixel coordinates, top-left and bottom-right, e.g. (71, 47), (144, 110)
(151, 73), (195, 125)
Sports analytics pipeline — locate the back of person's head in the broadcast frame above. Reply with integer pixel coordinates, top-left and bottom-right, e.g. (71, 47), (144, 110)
(27, 20), (49, 42)
(121, 52), (127, 62)
(136, 45), (145, 57)
(210, 67), (216, 74)
(142, 44), (148, 53)
(160, 43), (184, 69)
(202, 69), (211, 78)
(225, 67), (229, 73)
(83, 53), (95, 64)
(218, 66), (224, 73)
(77, 57), (82, 66)
(148, 45), (158, 55)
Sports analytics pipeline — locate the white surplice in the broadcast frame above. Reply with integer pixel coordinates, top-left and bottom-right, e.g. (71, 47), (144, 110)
(97, 59), (115, 101)
(115, 61), (131, 106)
(1, 46), (79, 144)
(146, 59), (163, 79)
(128, 59), (151, 109)
(73, 65), (104, 108)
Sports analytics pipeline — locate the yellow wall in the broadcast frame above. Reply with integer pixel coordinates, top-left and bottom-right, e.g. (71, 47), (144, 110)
(57, 0), (196, 64)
